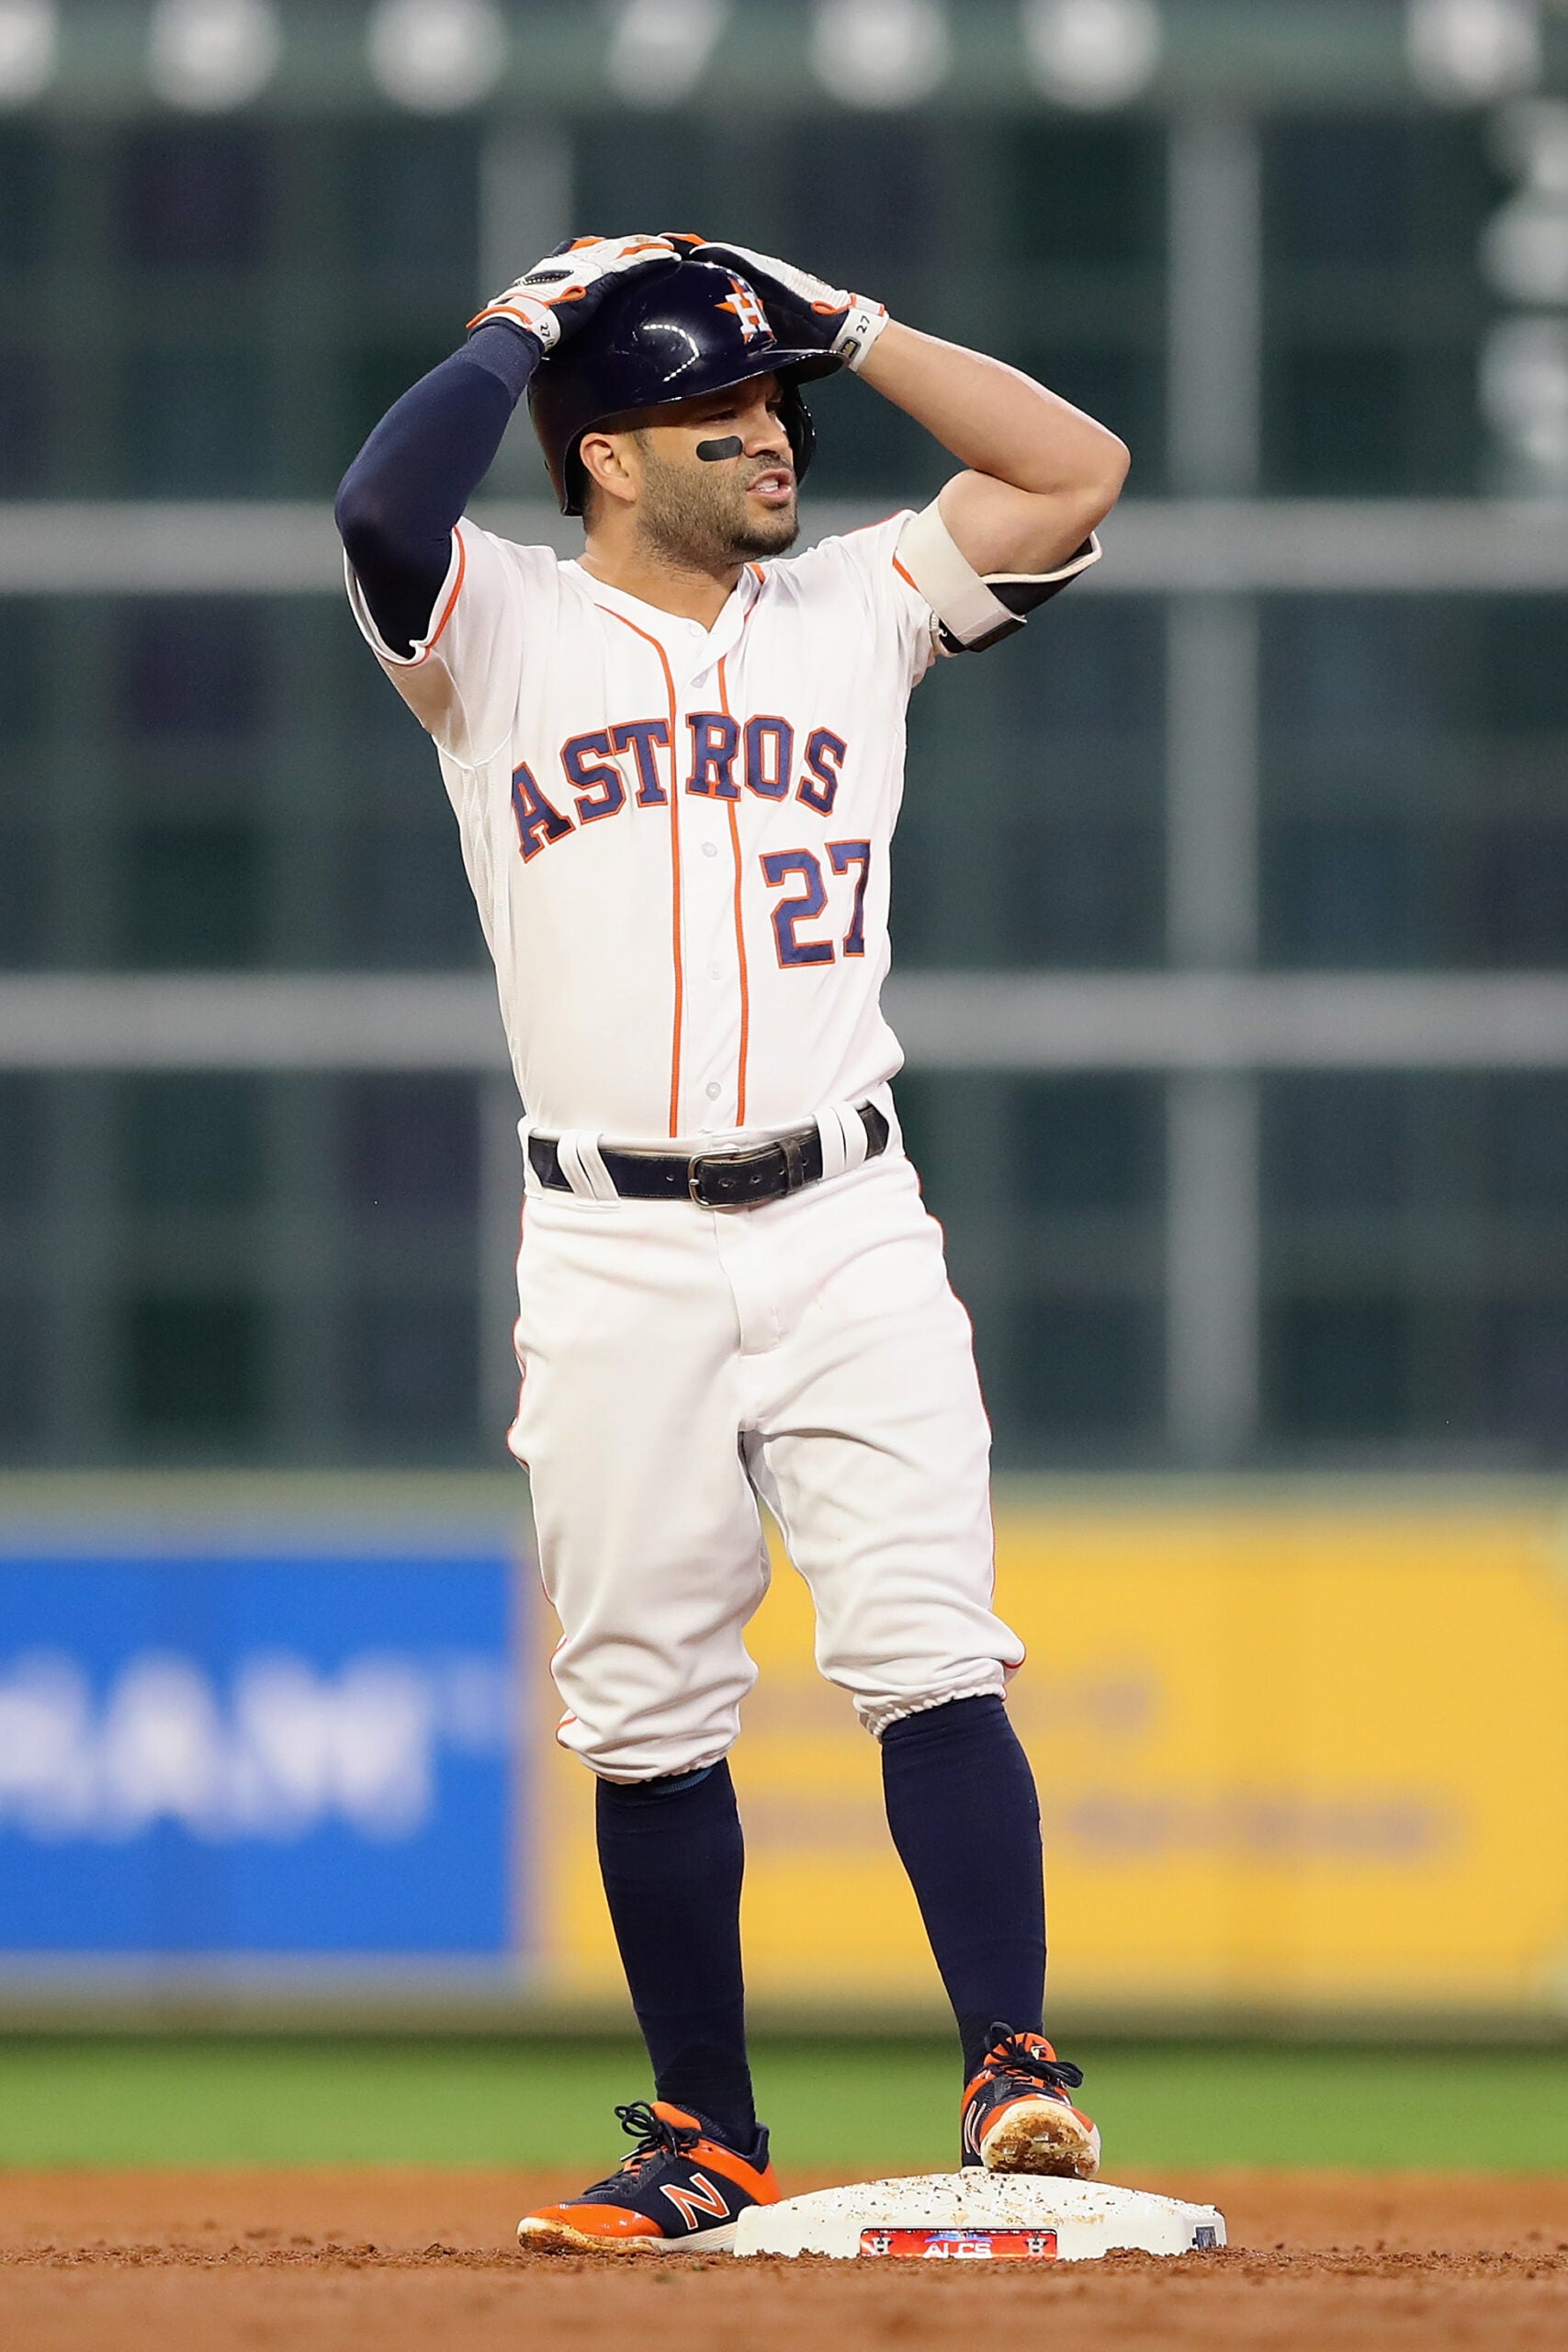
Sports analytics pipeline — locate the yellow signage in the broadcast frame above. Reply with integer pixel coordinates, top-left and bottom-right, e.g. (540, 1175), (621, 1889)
(535, 1490), (1568, 2016)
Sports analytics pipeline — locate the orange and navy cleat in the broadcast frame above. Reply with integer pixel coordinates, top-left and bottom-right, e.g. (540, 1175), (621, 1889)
(961, 2023), (1101, 2178)
(516, 2098), (780, 2254)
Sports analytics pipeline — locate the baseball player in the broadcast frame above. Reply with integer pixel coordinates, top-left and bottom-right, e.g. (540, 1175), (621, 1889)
(336, 232), (1127, 2252)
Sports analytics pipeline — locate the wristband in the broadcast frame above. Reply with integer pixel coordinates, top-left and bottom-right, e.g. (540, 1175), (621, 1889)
(833, 298), (889, 373)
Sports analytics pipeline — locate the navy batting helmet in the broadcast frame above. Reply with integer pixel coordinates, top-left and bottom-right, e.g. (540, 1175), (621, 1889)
(528, 258), (841, 516)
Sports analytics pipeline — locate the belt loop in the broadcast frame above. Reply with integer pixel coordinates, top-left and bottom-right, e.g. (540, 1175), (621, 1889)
(577, 1135), (618, 1200)
(838, 1100), (871, 1172)
(556, 1131), (618, 1201)
(813, 1102), (852, 1182)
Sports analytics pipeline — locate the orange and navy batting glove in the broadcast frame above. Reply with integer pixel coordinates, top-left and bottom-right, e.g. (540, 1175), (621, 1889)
(468, 232), (682, 355)
(689, 242), (888, 371)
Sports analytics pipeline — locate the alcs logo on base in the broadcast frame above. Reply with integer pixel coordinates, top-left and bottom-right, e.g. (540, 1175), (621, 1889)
(859, 2229), (1059, 2259)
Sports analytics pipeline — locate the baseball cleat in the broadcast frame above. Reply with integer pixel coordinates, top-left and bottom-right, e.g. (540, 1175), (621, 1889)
(515, 2098), (779, 2253)
(961, 2022), (1101, 2178)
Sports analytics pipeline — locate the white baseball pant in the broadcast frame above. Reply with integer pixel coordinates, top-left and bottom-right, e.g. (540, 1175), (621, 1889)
(509, 1102), (1024, 1781)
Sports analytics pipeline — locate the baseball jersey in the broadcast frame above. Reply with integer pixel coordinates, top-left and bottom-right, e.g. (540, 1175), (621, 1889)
(345, 513), (1095, 1144)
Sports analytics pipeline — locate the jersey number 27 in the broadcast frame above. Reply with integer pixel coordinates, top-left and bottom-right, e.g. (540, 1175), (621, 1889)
(761, 842), (871, 968)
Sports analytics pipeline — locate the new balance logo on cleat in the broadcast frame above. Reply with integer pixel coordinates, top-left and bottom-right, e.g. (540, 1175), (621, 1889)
(961, 2023), (1102, 2180)
(660, 2172), (731, 2231)
(516, 2099), (780, 2254)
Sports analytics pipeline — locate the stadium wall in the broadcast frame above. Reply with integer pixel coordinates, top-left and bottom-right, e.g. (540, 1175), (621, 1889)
(2, 1473), (1565, 2031)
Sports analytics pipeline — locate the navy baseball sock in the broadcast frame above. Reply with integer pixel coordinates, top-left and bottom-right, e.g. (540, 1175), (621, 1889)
(880, 1693), (1046, 2083)
(593, 1759), (757, 2152)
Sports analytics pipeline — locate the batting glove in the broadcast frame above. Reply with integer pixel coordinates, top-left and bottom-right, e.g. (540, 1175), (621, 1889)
(686, 241), (888, 372)
(468, 232), (682, 355)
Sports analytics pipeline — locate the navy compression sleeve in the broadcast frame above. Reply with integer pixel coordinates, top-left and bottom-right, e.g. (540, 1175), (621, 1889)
(334, 320), (540, 659)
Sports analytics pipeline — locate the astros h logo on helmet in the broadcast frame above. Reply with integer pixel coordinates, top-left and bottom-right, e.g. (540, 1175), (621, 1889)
(717, 273), (772, 342)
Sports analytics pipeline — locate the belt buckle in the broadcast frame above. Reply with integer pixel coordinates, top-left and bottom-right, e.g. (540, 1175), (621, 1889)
(689, 1139), (785, 1210)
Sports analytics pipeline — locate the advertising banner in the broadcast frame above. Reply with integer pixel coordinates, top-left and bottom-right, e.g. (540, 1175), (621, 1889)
(537, 1495), (1568, 2017)
(0, 1548), (519, 1965)
(6, 1488), (1568, 2016)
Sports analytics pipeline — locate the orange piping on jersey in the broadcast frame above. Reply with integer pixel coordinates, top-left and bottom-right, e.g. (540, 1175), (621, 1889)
(717, 653), (750, 1129)
(604, 608), (685, 1136)
(409, 526), (468, 666)
(892, 555), (919, 592)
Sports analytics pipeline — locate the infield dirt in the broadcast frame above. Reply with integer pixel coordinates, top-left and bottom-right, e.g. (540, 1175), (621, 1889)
(1, 2166), (1565, 2349)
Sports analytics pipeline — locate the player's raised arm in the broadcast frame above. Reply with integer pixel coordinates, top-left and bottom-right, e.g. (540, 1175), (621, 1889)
(854, 322), (1129, 575)
(687, 238), (1128, 650)
(334, 233), (682, 674)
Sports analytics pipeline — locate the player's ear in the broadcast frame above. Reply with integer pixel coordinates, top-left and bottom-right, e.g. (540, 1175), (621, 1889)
(578, 428), (639, 513)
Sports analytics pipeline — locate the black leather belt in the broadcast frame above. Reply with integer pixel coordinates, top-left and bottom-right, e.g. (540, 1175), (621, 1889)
(529, 1103), (889, 1210)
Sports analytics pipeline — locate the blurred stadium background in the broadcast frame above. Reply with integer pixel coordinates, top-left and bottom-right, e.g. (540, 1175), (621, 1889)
(6, 0), (1568, 2168)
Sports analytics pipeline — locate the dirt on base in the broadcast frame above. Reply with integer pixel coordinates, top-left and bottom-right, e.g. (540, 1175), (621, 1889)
(1, 2166), (1566, 2351)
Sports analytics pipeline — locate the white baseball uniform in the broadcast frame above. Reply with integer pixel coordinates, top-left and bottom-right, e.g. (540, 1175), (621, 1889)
(346, 510), (1098, 1778)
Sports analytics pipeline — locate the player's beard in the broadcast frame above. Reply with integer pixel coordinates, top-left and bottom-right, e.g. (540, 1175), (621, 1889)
(633, 442), (799, 573)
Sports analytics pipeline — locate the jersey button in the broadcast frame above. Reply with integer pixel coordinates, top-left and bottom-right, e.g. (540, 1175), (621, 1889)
(702, 841), (719, 858)
(705, 1082), (722, 1101)
(707, 961), (722, 978)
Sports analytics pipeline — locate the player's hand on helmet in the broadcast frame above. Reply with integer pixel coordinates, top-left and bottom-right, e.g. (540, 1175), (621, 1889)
(468, 232), (682, 355)
(687, 241), (889, 372)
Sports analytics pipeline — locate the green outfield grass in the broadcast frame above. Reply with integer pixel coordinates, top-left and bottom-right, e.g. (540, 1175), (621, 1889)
(0, 2038), (1565, 2171)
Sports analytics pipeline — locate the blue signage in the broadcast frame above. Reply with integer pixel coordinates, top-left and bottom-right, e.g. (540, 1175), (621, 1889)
(0, 1551), (519, 1959)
